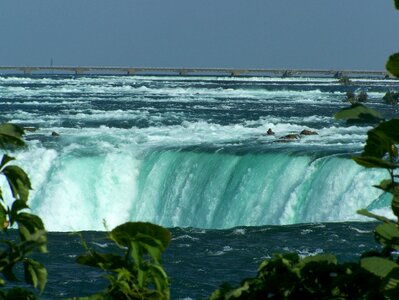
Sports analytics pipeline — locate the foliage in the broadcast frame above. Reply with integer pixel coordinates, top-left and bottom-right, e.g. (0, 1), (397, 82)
(383, 92), (399, 105)
(209, 253), (385, 300)
(351, 116), (399, 298)
(0, 124), (47, 299)
(387, 53), (399, 78)
(74, 221), (171, 300)
(334, 103), (383, 124)
(0, 124), (25, 149)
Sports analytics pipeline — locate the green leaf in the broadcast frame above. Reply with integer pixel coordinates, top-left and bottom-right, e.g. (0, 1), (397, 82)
(226, 281), (250, 299)
(140, 239), (163, 263)
(0, 124), (25, 148)
(334, 104), (383, 123)
(0, 203), (7, 231)
(357, 209), (396, 224)
(299, 254), (337, 266)
(0, 154), (15, 170)
(2, 165), (32, 203)
(111, 222), (171, 251)
(373, 179), (398, 193)
(11, 200), (29, 217)
(375, 223), (399, 249)
(15, 213), (45, 234)
(362, 119), (399, 158)
(387, 53), (399, 78)
(24, 258), (47, 292)
(395, 0), (399, 10)
(76, 251), (126, 270)
(131, 240), (145, 287)
(353, 156), (399, 169)
(3, 287), (39, 300)
(392, 193), (399, 219)
(362, 131), (390, 159)
(209, 284), (234, 300)
(2, 265), (18, 282)
(148, 264), (169, 290)
(258, 253), (299, 273)
(360, 257), (398, 277)
(383, 268), (399, 296)
(0, 155), (14, 202)
(15, 213), (47, 252)
(372, 119), (399, 144)
(0, 124), (24, 138)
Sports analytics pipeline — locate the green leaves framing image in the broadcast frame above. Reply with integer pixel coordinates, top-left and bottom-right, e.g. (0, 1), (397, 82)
(0, 123), (47, 298)
(209, 253), (385, 299)
(75, 222), (171, 300)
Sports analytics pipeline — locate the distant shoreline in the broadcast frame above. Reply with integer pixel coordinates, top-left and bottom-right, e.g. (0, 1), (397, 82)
(0, 66), (392, 78)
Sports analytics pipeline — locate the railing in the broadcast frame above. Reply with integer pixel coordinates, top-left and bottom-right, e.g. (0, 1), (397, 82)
(0, 66), (392, 78)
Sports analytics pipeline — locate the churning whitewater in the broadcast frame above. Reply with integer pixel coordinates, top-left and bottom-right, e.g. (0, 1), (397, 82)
(0, 74), (397, 231)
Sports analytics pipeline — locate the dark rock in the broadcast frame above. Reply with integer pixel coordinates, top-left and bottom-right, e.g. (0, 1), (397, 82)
(279, 134), (300, 140)
(266, 128), (275, 135)
(24, 127), (38, 132)
(51, 131), (60, 137)
(300, 130), (318, 135)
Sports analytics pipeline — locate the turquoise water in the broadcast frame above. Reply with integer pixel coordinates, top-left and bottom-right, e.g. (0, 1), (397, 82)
(0, 74), (397, 298)
(1, 75), (398, 230)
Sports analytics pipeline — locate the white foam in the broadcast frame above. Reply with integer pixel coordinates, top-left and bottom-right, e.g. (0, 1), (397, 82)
(27, 149), (141, 231)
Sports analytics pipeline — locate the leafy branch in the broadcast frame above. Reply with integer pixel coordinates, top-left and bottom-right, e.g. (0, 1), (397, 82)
(0, 124), (47, 299)
(74, 222), (171, 300)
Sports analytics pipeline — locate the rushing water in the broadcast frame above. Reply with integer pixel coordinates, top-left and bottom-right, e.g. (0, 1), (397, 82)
(0, 74), (398, 298)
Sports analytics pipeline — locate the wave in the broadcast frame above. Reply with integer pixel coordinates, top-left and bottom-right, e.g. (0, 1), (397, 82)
(15, 148), (386, 232)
